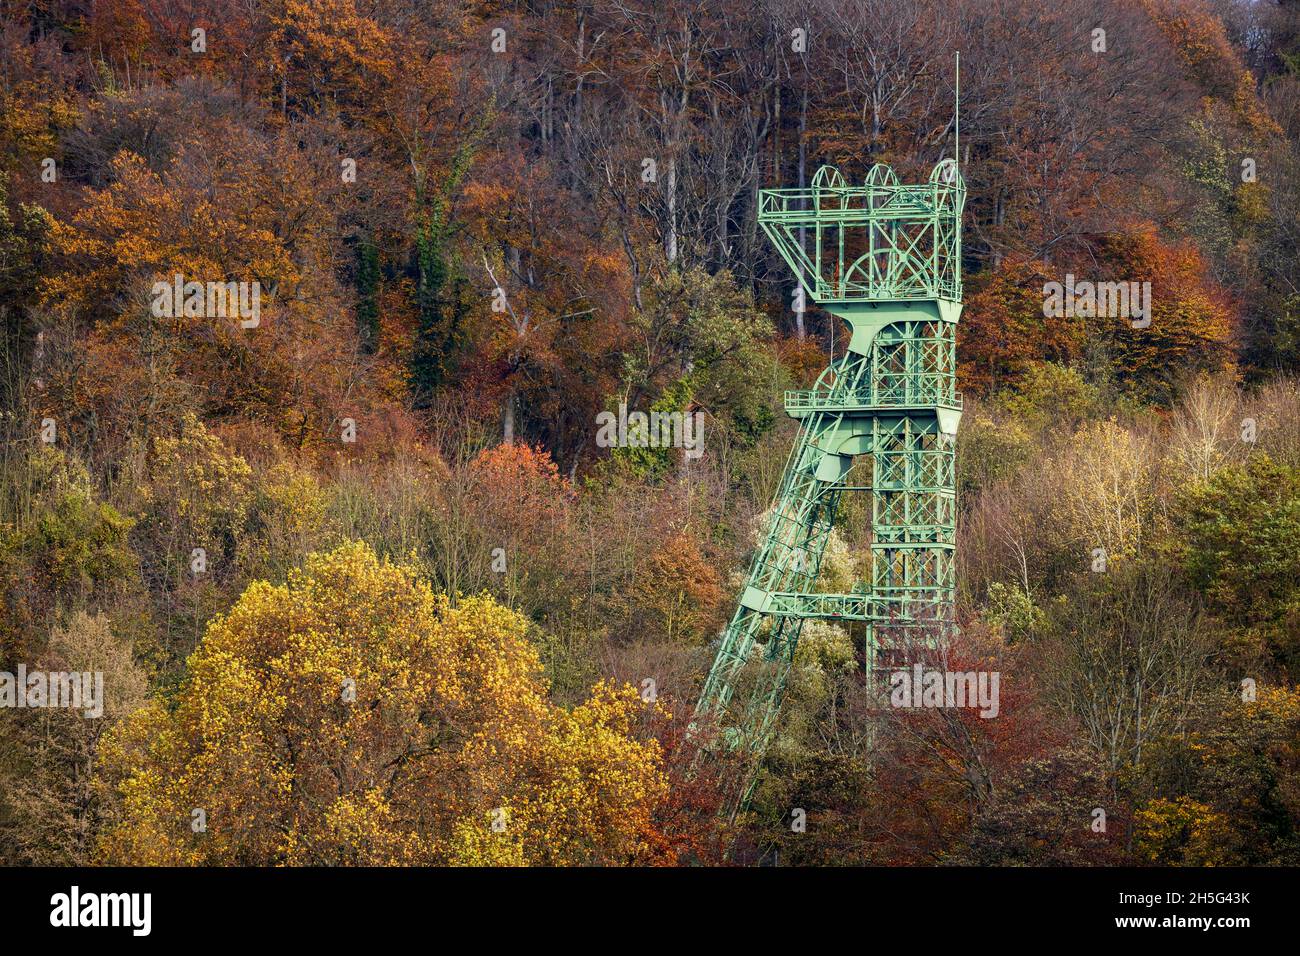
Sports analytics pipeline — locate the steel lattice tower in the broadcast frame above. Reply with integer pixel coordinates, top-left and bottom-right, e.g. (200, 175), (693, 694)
(695, 157), (965, 811)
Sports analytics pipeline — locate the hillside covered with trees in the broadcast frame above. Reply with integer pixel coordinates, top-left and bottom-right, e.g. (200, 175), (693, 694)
(2, 0), (1299, 866)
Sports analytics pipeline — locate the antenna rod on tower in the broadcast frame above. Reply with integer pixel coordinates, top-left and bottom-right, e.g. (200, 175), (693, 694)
(955, 51), (960, 169)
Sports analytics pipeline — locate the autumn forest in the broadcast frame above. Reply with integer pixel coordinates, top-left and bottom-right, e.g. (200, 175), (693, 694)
(1, 0), (1300, 868)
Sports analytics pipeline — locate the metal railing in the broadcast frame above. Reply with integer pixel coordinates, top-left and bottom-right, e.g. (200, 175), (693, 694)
(784, 382), (963, 413)
(757, 162), (965, 304)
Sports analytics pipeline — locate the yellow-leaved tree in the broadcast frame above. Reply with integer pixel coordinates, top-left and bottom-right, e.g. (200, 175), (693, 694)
(95, 541), (666, 865)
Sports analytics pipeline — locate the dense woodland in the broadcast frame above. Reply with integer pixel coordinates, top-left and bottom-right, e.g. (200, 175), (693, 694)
(1, 0), (1299, 866)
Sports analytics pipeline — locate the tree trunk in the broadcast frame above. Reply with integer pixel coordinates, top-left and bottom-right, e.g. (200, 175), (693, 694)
(501, 390), (515, 444)
(795, 85), (809, 340)
(665, 156), (678, 264)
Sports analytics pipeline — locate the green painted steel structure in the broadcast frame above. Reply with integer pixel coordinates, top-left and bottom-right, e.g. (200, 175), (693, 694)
(695, 156), (966, 811)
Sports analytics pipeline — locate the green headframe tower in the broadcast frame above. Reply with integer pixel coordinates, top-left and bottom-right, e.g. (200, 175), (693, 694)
(695, 156), (966, 811)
